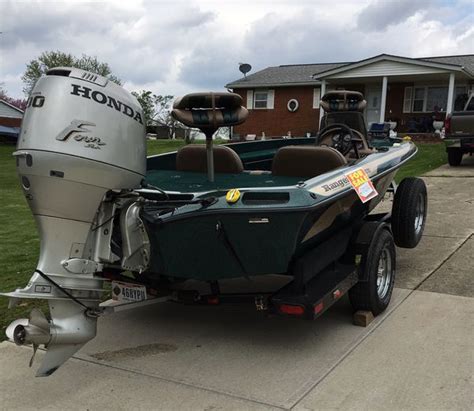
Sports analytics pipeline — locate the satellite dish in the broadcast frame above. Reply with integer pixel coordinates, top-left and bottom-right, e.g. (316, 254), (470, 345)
(239, 63), (252, 79)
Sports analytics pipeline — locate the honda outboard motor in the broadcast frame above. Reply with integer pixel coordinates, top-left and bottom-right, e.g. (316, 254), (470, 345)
(1, 67), (146, 376)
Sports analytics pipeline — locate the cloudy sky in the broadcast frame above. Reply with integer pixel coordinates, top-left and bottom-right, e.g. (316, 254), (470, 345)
(1, 0), (473, 99)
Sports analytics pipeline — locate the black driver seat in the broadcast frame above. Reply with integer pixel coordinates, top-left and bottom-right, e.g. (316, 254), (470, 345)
(272, 146), (347, 178)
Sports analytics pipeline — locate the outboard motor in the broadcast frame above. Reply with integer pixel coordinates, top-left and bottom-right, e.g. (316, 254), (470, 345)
(1, 67), (146, 376)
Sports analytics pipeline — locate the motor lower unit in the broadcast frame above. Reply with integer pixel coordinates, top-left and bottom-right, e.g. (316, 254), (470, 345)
(1, 67), (147, 376)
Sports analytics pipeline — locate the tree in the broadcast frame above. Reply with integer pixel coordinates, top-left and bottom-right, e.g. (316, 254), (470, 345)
(131, 90), (159, 126)
(154, 95), (175, 125)
(0, 83), (27, 111)
(21, 51), (121, 95)
(132, 90), (179, 138)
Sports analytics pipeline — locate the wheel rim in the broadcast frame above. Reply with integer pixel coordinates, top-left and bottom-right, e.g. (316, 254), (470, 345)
(414, 192), (425, 236)
(376, 247), (392, 299)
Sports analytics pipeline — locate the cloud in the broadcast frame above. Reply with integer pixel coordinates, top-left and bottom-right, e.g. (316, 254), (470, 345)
(357, 0), (434, 31)
(0, 0), (215, 95)
(0, 0), (472, 99)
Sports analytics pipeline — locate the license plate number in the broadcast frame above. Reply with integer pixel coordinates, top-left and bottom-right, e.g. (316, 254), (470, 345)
(111, 281), (147, 302)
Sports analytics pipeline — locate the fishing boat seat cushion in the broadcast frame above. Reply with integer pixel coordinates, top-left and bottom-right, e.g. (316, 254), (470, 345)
(272, 146), (347, 178)
(320, 91), (367, 113)
(172, 92), (249, 129)
(176, 144), (244, 174)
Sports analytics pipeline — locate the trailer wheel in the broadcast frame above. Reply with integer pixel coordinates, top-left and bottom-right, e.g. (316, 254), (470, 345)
(447, 149), (463, 166)
(391, 177), (427, 248)
(349, 228), (395, 316)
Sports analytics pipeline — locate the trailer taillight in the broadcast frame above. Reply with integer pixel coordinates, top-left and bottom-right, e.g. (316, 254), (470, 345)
(314, 302), (324, 314)
(444, 115), (451, 134)
(278, 304), (305, 316)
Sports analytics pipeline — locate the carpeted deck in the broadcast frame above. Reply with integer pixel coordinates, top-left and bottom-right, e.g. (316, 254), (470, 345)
(145, 169), (302, 192)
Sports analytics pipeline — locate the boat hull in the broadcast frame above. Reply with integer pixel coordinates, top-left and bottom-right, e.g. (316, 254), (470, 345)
(142, 170), (397, 281)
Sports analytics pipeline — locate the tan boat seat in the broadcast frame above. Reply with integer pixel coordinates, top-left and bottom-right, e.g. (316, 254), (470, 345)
(272, 146), (347, 178)
(176, 144), (244, 174)
(320, 91), (367, 112)
(172, 92), (248, 129)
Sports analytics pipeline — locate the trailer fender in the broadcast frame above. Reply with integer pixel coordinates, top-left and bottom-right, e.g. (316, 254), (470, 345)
(352, 221), (391, 282)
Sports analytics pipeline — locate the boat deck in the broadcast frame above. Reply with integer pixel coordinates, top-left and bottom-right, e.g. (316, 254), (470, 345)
(145, 169), (302, 192)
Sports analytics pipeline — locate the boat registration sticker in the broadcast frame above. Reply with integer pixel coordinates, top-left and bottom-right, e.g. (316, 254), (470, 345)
(345, 169), (378, 203)
(111, 281), (147, 302)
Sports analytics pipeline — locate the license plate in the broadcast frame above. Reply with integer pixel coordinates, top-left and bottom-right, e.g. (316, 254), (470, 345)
(111, 281), (147, 302)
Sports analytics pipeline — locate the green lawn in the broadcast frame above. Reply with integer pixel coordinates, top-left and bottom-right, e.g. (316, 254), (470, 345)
(0, 141), (446, 340)
(395, 143), (447, 183)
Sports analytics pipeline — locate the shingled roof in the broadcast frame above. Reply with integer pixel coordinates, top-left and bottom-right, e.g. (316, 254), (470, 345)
(226, 54), (474, 88)
(225, 62), (347, 88)
(420, 55), (474, 76)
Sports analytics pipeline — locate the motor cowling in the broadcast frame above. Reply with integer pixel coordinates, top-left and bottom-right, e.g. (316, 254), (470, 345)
(17, 67), (146, 221)
(2, 67), (147, 376)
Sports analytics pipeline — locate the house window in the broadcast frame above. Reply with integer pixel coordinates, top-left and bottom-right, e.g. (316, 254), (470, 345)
(251, 89), (274, 109)
(403, 87), (413, 113)
(254, 91), (268, 108)
(426, 87), (448, 111)
(454, 86), (469, 110)
(313, 88), (321, 108)
(406, 85), (468, 113)
(412, 87), (425, 112)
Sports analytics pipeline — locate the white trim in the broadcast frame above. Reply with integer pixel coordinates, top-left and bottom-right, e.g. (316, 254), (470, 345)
(412, 86), (427, 112)
(287, 99), (299, 112)
(313, 88), (321, 108)
(0, 114), (23, 119)
(253, 90), (267, 109)
(0, 99), (24, 114)
(446, 73), (455, 115)
(314, 54), (469, 79)
(319, 80), (326, 123)
(403, 87), (413, 113)
(227, 81), (321, 89)
(267, 89), (274, 109)
(380, 76), (388, 123)
(251, 89), (275, 110)
(246, 90), (253, 109)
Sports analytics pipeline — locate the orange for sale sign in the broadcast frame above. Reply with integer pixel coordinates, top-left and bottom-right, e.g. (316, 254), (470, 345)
(345, 168), (378, 203)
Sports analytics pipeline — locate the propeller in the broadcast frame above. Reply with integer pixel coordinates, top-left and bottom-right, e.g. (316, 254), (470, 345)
(5, 308), (51, 367)
(5, 301), (98, 377)
(5, 318), (28, 341)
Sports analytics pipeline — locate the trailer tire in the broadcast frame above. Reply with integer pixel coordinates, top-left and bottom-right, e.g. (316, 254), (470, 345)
(349, 228), (395, 316)
(447, 149), (463, 166)
(391, 177), (427, 248)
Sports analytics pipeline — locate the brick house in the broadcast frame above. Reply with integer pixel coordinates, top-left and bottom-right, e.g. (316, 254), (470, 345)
(0, 99), (23, 143)
(225, 54), (474, 138)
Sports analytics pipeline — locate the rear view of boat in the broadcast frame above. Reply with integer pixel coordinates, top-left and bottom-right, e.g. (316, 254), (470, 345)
(1, 72), (427, 377)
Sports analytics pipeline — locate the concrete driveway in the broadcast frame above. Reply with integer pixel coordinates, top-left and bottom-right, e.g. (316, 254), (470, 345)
(1, 156), (473, 410)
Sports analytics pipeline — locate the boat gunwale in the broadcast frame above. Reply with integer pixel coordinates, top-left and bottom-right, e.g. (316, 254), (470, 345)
(142, 142), (417, 224)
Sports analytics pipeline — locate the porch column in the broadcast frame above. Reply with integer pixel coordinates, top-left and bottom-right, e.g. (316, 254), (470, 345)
(319, 79), (326, 124)
(446, 72), (455, 115)
(379, 76), (388, 123)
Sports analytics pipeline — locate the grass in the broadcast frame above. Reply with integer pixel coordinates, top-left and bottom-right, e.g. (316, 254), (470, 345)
(0, 141), (446, 340)
(395, 143), (447, 183)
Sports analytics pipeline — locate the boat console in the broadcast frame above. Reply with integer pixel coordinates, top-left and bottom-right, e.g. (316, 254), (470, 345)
(317, 91), (374, 159)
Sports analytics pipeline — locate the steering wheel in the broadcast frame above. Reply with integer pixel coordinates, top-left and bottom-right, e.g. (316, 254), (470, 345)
(317, 123), (360, 157)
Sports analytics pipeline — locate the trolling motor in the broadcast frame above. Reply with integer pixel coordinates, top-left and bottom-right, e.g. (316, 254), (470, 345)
(1, 67), (147, 376)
